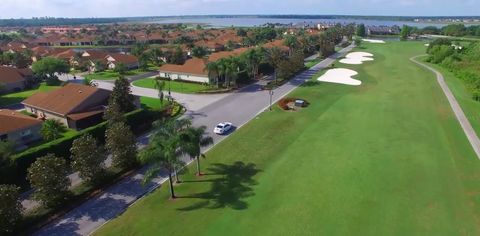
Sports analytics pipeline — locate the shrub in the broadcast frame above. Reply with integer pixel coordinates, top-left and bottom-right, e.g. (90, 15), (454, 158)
(0, 185), (22, 235)
(27, 154), (70, 208)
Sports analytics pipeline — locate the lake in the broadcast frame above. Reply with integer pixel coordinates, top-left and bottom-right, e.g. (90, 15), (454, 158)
(149, 17), (449, 28)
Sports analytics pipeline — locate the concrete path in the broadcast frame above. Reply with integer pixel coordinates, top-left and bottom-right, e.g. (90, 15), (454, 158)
(33, 45), (354, 236)
(411, 55), (480, 159)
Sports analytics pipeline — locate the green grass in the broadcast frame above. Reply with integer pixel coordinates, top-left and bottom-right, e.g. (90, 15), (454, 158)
(132, 78), (209, 94)
(96, 41), (480, 235)
(426, 61), (480, 139)
(0, 83), (60, 107)
(305, 58), (321, 69)
(140, 97), (170, 110)
(85, 69), (152, 81)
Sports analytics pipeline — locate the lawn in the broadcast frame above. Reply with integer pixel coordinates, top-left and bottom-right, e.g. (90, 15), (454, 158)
(139, 96), (170, 110)
(305, 58), (321, 69)
(0, 83), (60, 107)
(132, 77), (209, 94)
(96, 41), (480, 235)
(85, 68), (156, 81)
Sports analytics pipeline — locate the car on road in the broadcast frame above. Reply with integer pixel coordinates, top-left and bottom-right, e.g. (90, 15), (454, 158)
(214, 122), (233, 135)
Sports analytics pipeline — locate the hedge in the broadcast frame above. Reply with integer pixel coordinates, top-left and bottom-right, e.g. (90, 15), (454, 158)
(5, 108), (163, 186)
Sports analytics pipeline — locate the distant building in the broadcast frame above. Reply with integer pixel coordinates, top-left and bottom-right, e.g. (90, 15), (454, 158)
(0, 109), (42, 148)
(41, 26), (97, 34)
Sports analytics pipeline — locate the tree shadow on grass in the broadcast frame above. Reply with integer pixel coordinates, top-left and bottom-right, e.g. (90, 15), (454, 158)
(177, 161), (260, 211)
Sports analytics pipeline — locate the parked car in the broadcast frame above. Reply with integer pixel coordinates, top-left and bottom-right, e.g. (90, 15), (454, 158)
(214, 122), (233, 135)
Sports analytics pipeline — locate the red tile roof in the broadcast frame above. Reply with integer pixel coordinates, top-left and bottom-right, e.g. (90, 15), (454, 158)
(0, 66), (31, 84)
(0, 109), (42, 134)
(22, 83), (110, 116)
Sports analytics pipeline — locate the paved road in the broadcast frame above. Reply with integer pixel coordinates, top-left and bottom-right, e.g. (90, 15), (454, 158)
(411, 55), (480, 159)
(33, 45), (354, 236)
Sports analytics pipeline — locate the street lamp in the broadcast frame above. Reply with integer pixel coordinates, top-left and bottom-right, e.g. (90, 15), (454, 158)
(268, 89), (274, 111)
(167, 74), (172, 97)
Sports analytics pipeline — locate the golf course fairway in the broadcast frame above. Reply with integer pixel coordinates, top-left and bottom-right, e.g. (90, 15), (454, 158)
(96, 41), (480, 236)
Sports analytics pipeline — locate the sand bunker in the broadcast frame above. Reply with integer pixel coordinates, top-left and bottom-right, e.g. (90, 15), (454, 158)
(317, 68), (361, 86)
(340, 52), (374, 65)
(362, 39), (386, 44)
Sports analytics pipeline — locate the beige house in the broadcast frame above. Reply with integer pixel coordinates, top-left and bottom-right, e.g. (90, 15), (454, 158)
(0, 109), (42, 147)
(22, 83), (111, 130)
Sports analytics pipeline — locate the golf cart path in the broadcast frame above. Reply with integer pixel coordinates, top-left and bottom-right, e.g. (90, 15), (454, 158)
(33, 45), (354, 236)
(411, 55), (480, 159)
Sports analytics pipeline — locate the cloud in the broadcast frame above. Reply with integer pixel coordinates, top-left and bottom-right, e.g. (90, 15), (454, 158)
(0, 0), (478, 18)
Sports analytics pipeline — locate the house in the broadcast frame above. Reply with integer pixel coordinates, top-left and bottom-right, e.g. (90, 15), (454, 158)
(22, 83), (111, 130)
(158, 47), (251, 84)
(0, 66), (33, 93)
(159, 58), (209, 83)
(105, 53), (139, 70)
(0, 109), (42, 147)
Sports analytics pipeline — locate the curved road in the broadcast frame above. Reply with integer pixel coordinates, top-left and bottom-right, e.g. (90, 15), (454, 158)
(411, 55), (480, 159)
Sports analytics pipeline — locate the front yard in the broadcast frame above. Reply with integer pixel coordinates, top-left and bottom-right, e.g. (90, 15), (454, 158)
(0, 83), (61, 107)
(132, 77), (209, 94)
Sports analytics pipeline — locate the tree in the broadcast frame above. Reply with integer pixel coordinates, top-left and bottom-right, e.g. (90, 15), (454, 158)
(109, 76), (135, 113)
(71, 134), (107, 184)
(266, 47), (285, 85)
(140, 119), (191, 198)
(318, 32), (335, 58)
(148, 48), (163, 65)
(170, 46), (185, 65)
(94, 60), (107, 72)
(105, 121), (137, 169)
(354, 38), (362, 47)
(191, 46), (208, 58)
(0, 185), (22, 234)
(0, 141), (14, 184)
(153, 77), (166, 105)
(181, 125), (213, 176)
(284, 35), (298, 56)
(40, 119), (66, 141)
(356, 24), (366, 37)
(242, 48), (263, 80)
(27, 154), (70, 208)
(31, 57), (69, 84)
(114, 62), (128, 75)
(138, 53), (150, 71)
(205, 61), (220, 87)
(400, 25), (411, 41)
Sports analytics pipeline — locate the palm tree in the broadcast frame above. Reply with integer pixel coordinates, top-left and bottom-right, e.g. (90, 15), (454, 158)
(153, 76), (166, 105)
(243, 48), (262, 80)
(140, 119), (192, 198)
(265, 47), (284, 85)
(204, 61), (219, 88)
(224, 57), (240, 88)
(181, 126), (213, 176)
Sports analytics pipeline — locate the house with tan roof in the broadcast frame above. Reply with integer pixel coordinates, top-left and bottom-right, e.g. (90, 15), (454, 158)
(106, 53), (139, 70)
(22, 83), (111, 130)
(159, 58), (209, 83)
(0, 109), (42, 147)
(158, 47), (252, 84)
(0, 66), (33, 93)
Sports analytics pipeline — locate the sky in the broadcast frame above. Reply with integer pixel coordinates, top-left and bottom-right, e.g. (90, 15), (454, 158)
(0, 0), (479, 18)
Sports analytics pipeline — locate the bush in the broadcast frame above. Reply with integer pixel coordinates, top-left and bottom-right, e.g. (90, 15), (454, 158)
(0, 185), (22, 235)
(9, 108), (164, 187)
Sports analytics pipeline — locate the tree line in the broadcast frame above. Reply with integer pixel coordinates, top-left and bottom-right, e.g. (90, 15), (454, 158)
(426, 39), (480, 100)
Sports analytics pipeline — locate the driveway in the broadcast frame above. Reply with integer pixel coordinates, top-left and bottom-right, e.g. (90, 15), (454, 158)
(33, 45), (354, 236)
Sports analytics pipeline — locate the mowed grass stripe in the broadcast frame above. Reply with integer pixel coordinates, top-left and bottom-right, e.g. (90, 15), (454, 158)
(96, 41), (480, 236)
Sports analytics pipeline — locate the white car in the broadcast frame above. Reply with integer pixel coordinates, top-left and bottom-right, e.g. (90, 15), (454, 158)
(214, 122), (233, 135)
